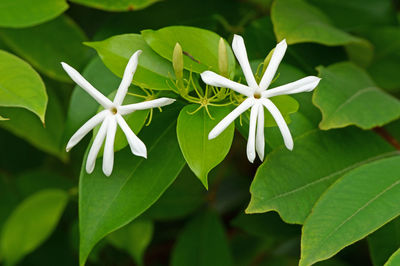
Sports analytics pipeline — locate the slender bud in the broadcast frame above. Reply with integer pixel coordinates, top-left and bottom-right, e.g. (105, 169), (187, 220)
(261, 47), (275, 77)
(218, 38), (228, 77)
(173, 42), (184, 80)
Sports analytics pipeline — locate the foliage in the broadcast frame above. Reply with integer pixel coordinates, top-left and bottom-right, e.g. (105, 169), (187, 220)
(0, 0), (399, 265)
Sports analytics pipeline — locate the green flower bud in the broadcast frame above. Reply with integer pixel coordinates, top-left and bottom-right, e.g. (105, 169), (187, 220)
(173, 42), (184, 81)
(261, 47), (275, 77)
(218, 38), (228, 77)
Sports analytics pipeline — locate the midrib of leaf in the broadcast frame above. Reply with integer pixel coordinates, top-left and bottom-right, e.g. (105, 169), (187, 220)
(259, 150), (400, 202)
(82, 122), (176, 254)
(304, 178), (400, 262)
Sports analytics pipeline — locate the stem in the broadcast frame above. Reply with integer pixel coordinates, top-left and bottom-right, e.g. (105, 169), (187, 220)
(373, 127), (400, 150)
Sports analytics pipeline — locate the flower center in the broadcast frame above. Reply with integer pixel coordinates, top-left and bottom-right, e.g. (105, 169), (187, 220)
(254, 92), (261, 99)
(111, 107), (118, 114)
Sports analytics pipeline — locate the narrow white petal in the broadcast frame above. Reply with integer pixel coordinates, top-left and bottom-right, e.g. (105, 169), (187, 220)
(256, 104), (265, 161)
(200, 71), (253, 97)
(259, 39), (287, 91)
(115, 114), (147, 158)
(262, 76), (321, 98)
(232, 34), (258, 89)
(66, 110), (108, 152)
(119, 98), (176, 115)
(61, 62), (113, 108)
(261, 98), (293, 150)
(86, 115), (109, 174)
(208, 97), (255, 139)
(102, 115), (117, 176)
(113, 50), (142, 106)
(246, 103), (259, 163)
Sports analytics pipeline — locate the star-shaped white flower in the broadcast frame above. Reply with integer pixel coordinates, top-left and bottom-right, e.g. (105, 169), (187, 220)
(62, 50), (176, 176)
(201, 35), (320, 163)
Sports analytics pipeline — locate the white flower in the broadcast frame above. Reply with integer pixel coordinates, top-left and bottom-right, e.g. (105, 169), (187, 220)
(62, 50), (176, 176)
(201, 35), (320, 163)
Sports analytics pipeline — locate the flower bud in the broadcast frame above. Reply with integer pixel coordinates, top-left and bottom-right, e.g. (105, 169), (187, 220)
(218, 38), (228, 77)
(261, 47), (275, 77)
(173, 42), (184, 81)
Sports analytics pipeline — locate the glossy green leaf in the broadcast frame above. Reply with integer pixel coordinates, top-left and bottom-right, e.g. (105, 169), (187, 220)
(385, 249), (400, 266)
(0, 88), (67, 160)
(314, 62), (400, 130)
(0, 0), (68, 28)
(142, 26), (236, 77)
(177, 105), (234, 188)
(171, 210), (234, 266)
(0, 189), (68, 266)
(86, 34), (175, 90)
(108, 219), (153, 266)
(70, 0), (159, 11)
(0, 15), (89, 82)
(271, 0), (373, 66)
(145, 166), (205, 221)
(79, 106), (185, 266)
(0, 50), (47, 122)
(368, 218), (400, 266)
(247, 128), (397, 224)
(300, 156), (400, 266)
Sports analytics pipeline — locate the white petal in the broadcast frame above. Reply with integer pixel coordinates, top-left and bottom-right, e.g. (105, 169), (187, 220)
(201, 71), (253, 97)
(246, 103), (259, 163)
(66, 110), (108, 152)
(115, 114), (147, 158)
(262, 76), (321, 98)
(119, 98), (176, 115)
(261, 98), (293, 150)
(256, 104), (265, 161)
(232, 34), (258, 89)
(208, 97), (255, 139)
(86, 115), (109, 174)
(113, 50), (142, 106)
(259, 39), (287, 91)
(102, 115), (117, 176)
(61, 62), (113, 108)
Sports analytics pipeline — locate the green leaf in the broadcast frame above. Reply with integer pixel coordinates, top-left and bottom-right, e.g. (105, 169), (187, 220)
(177, 105), (234, 188)
(144, 166), (205, 221)
(142, 26), (236, 77)
(70, 0), (160, 11)
(271, 0), (373, 66)
(171, 210), (234, 266)
(314, 62), (400, 130)
(107, 219), (153, 266)
(385, 249), (400, 266)
(79, 105), (185, 266)
(0, 50), (47, 122)
(368, 218), (400, 266)
(0, 15), (89, 83)
(247, 128), (398, 224)
(0, 189), (68, 266)
(300, 156), (400, 266)
(0, 0), (68, 28)
(0, 88), (67, 160)
(86, 34), (175, 90)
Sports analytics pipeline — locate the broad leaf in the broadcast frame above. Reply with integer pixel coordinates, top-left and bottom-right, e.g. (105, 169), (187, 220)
(0, 15), (89, 83)
(300, 156), (400, 266)
(271, 0), (372, 66)
(177, 105), (234, 188)
(314, 62), (400, 130)
(107, 219), (153, 266)
(86, 34), (175, 90)
(0, 50), (47, 122)
(0, 88), (67, 160)
(0, 189), (68, 266)
(79, 105), (185, 266)
(0, 0), (68, 28)
(142, 26), (236, 77)
(70, 0), (159, 11)
(386, 249), (400, 266)
(144, 166), (205, 220)
(247, 128), (398, 224)
(171, 210), (234, 266)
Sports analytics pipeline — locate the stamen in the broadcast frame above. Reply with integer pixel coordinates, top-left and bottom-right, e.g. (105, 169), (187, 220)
(111, 107), (118, 114)
(254, 92), (261, 99)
